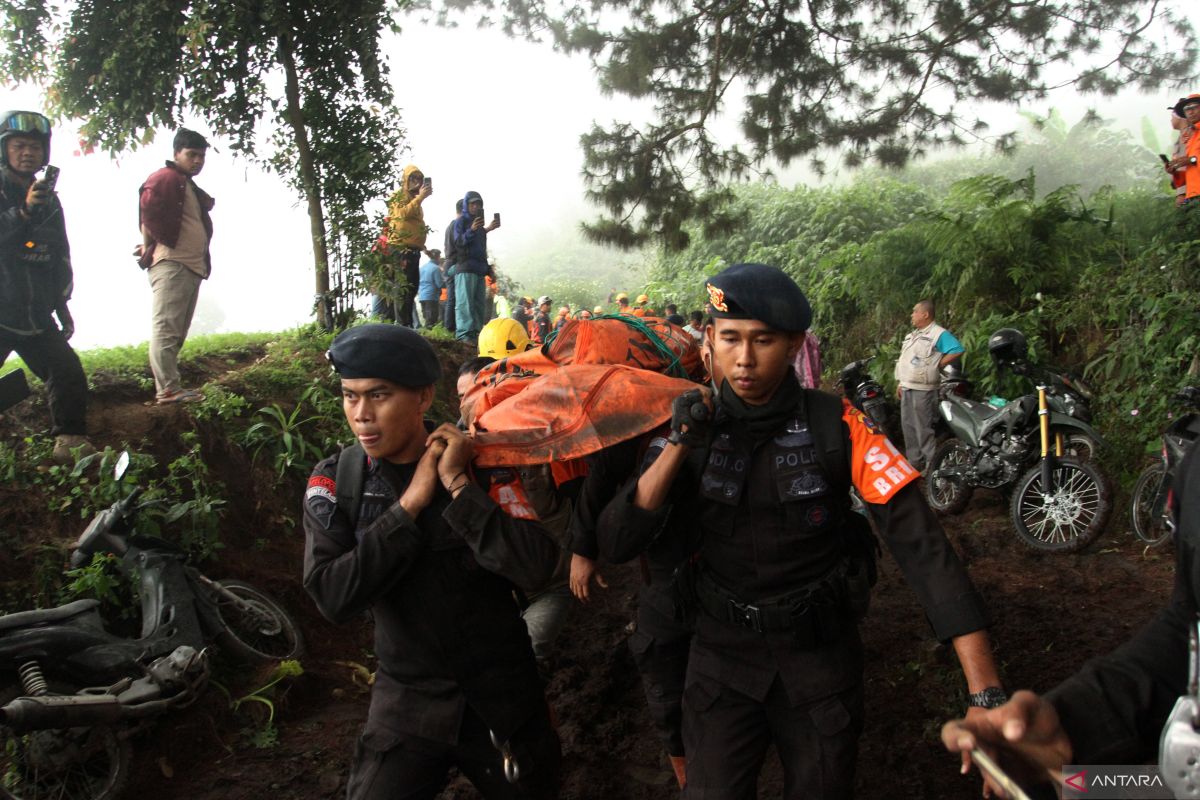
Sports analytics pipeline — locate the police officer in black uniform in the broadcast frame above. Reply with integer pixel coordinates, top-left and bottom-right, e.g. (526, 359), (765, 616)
(302, 324), (562, 800)
(598, 263), (1003, 798)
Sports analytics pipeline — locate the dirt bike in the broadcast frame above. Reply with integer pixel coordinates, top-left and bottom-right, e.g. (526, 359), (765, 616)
(838, 356), (897, 439)
(0, 452), (304, 800)
(928, 363), (1111, 553)
(1130, 387), (1200, 547)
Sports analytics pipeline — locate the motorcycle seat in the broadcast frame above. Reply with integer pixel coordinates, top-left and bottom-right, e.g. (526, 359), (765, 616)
(0, 599), (100, 634)
(957, 398), (1002, 421)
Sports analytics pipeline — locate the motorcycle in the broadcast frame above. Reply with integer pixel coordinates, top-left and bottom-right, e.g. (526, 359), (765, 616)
(838, 356), (897, 439)
(0, 451), (304, 800)
(927, 328), (1111, 553)
(1130, 387), (1200, 547)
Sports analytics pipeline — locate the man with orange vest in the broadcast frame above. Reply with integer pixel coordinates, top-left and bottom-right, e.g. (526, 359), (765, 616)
(632, 294), (654, 317)
(1168, 94), (1200, 205)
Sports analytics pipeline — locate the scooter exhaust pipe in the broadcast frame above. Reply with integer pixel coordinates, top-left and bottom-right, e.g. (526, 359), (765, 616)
(0, 694), (124, 731)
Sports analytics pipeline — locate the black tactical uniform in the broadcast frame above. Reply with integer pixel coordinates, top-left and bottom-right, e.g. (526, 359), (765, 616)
(597, 264), (991, 798)
(569, 436), (695, 761)
(304, 324), (562, 800)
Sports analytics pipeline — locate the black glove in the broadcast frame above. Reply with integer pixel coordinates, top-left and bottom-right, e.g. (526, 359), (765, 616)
(55, 304), (74, 341)
(668, 389), (711, 448)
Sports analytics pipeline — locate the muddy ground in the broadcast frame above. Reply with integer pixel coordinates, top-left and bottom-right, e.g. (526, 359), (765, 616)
(0, 352), (1174, 799)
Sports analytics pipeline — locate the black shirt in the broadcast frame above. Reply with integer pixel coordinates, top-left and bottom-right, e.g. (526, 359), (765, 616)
(302, 449), (559, 745)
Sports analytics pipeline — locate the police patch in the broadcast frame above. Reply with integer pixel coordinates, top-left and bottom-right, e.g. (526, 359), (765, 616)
(306, 475), (336, 505)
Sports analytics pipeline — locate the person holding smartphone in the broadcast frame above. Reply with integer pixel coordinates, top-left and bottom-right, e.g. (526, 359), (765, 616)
(451, 191), (501, 344)
(380, 164), (432, 327)
(0, 110), (94, 463)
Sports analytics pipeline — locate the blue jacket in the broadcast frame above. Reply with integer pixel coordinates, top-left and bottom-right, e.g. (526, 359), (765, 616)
(452, 190), (489, 276)
(417, 259), (444, 301)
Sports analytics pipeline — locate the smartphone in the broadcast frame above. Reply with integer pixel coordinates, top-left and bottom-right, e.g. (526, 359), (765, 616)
(1160, 153), (1171, 165)
(493, 212), (500, 225)
(41, 165), (59, 192)
(423, 176), (432, 189)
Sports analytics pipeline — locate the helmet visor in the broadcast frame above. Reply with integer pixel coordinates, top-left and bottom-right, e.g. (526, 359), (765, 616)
(1, 112), (50, 135)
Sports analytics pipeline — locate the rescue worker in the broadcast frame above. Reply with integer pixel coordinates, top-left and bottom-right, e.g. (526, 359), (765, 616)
(632, 294), (654, 317)
(532, 296), (553, 343)
(460, 316), (579, 672)
(1169, 93), (1200, 206)
(597, 263), (1002, 798)
(302, 324), (561, 799)
(615, 292), (631, 315)
(569, 429), (694, 788)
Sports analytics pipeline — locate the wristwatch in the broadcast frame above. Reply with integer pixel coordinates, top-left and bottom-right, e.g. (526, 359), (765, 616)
(968, 686), (1009, 709)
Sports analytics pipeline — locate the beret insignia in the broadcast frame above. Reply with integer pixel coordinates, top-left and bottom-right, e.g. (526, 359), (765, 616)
(706, 283), (728, 313)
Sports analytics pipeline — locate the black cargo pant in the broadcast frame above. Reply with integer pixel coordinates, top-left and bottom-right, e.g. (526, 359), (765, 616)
(681, 668), (864, 799)
(398, 249), (421, 328)
(628, 584), (691, 757)
(0, 327), (87, 436)
(345, 705), (561, 800)
(442, 266), (456, 332)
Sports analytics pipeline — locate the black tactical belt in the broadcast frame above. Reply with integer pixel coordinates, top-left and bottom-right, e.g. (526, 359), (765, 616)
(694, 568), (847, 646)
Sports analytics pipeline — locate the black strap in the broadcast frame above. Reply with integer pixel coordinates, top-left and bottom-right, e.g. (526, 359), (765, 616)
(335, 443), (367, 529)
(803, 389), (851, 492)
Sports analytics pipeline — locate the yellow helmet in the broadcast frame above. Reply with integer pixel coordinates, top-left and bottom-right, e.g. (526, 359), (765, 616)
(636, 294), (649, 305)
(593, 305), (604, 315)
(478, 318), (530, 359)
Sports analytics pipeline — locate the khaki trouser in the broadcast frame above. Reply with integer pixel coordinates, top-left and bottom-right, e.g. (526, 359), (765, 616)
(147, 260), (203, 398)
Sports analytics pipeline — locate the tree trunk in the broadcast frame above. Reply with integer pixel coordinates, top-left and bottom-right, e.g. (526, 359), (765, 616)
(277, 31), (331, 329)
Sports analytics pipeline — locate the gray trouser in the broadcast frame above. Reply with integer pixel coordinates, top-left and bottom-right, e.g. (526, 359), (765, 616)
(521, 584), (572, 662)
(900, 387), (938, 470)
(148, 260), (203, 398)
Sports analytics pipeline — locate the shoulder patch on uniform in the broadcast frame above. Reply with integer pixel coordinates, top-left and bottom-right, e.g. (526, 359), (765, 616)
(306, 475), (336, 504)
(842, 400), (918, 504)
(486, 472), (540, 521)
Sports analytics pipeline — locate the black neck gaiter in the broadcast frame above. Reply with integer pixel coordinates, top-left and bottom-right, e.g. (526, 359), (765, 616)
(718, 370), (803, 441)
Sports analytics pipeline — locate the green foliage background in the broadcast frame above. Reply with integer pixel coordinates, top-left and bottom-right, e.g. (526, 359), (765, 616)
(639, 114), (1200, 475)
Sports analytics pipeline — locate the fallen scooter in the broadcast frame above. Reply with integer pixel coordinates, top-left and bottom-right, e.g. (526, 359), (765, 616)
(0, 451), (304, 800)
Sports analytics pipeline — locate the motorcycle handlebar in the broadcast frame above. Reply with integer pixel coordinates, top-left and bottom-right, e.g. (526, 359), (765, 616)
(116, 487), (143, 518)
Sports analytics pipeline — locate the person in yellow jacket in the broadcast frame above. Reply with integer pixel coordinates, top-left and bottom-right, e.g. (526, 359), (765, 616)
(382, 164), (432, 327)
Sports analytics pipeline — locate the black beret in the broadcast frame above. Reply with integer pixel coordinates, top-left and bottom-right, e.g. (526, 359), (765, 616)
(326, 324), (441, 387)
(703, 263), (811, 333)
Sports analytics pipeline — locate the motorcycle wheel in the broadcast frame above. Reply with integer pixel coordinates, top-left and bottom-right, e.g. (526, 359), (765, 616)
(0, 682), (130, 800)
(927, 439), (974, 515)
(1130, 462), (1172, 546)
(1062, 433), (1100, 463)
(212, 580), (305, 664)
(1010, 457), (1111, 553)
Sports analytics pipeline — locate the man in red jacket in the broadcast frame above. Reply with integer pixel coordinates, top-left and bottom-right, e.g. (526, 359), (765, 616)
(135, 129), (214, 404)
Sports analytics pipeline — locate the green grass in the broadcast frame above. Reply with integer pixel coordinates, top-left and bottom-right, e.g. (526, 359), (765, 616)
(1, 330), (293, 382)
